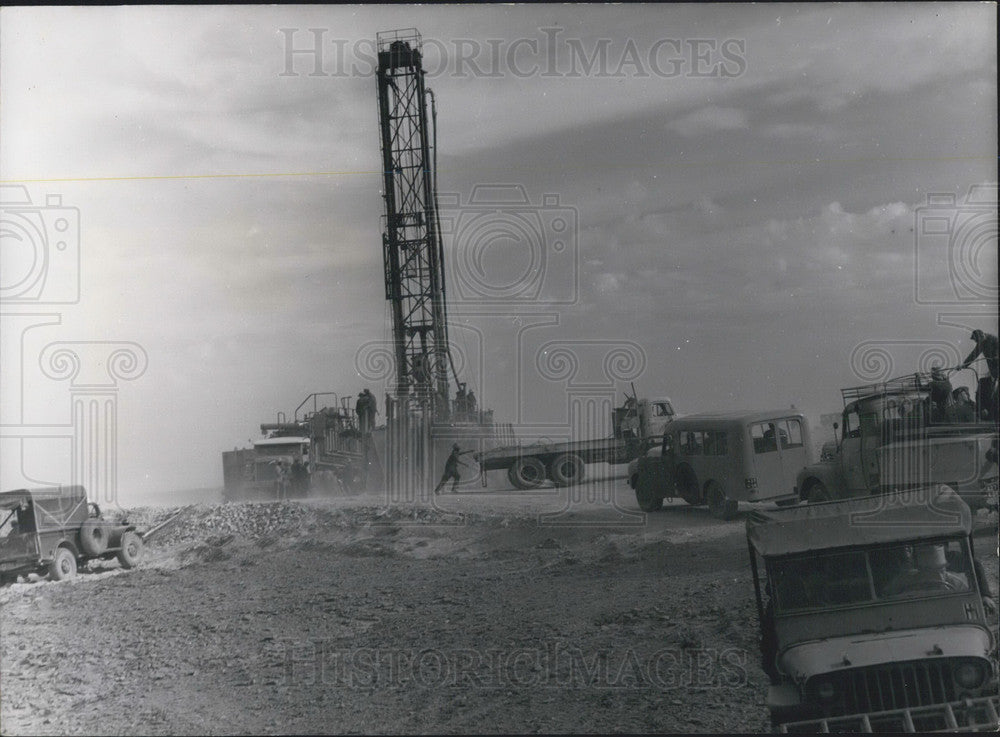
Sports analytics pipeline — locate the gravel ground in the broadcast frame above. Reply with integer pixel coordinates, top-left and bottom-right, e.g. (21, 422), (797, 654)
(1, 482), (997, 735)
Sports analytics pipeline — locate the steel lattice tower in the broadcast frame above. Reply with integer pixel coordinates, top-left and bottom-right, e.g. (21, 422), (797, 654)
(376, 30), (451, 418)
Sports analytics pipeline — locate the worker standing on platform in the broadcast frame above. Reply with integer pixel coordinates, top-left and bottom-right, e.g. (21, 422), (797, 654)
(356, 389), (377, 434)
(957, 330), (998, 422)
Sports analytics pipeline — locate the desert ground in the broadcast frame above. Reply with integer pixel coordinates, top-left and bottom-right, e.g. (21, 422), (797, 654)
(1, 470), (997, 735)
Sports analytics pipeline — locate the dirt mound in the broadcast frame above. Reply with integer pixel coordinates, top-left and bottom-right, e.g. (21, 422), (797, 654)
(127, 500), (696, 574)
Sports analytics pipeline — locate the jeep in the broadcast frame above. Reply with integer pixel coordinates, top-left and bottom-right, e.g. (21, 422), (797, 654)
(747, 488), (999, 732)
(0, 485), (143, 583)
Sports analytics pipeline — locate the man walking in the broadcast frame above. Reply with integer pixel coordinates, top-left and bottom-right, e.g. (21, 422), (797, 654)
(434, 443), (470, 495)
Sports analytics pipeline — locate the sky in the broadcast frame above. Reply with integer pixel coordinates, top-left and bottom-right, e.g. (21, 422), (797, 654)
(1, 4), (997, 505)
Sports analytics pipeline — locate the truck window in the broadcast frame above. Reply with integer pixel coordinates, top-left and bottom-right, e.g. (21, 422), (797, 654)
(751, 423), (779, 454)
(771, 550), (874, 611)
(874, 541), (972, 599)
(0, 509), (16, 537)
(651, 402), (673, 418)
(680, 431), (703, 455)
(777, 419), (802, 449)
(703, 430), (728, 456)
(843, 409), (860, 440)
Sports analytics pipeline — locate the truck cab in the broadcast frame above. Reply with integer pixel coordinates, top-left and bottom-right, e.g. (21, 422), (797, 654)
(796, 372), (998, 510)
(614, 396), (677, 442)
(747, 489), (998, 731)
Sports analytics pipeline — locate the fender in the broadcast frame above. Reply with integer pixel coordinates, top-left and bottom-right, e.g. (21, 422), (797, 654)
(42, 538), (80, 563)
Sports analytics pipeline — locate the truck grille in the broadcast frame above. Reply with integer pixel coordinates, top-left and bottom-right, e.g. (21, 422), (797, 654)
(812, 660), (963, 715)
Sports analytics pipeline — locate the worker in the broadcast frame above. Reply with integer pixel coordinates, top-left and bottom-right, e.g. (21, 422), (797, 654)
(466, 389), (477, 416)
(361, 388), (378, 433)
(291, 457), (310, 496)
(928, 366), (954, 423)
(949, 387), (977, 423)
(958, 329), (999, 422)
(274, 461), (289, 500)
(433, 443), (470, 495)
(356, 389), (377, 435)
(884, 544), (968, 596)
(959, 329), (999, 380)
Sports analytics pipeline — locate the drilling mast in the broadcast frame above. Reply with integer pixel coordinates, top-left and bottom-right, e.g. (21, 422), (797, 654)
(376, 29), (452, 419)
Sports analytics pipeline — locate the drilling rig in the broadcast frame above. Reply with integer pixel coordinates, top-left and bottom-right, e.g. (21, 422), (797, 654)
(375, 29), (498, 496)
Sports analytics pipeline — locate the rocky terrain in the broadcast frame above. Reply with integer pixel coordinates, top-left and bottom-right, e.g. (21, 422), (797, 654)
(1, 483), (997, 735)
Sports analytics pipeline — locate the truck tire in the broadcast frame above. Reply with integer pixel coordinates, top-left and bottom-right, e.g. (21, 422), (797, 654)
(804, 480), (832, 503)
(549, 453), (585, 487)
(675, 464), (702, 505)
(635, 478), (663, 512)
(508, 457), (546, 490)
(117, 531), (143, 569)
(48, 547), (78, 581)
(707, 481), (738, 520)
(78, 519), (109, 556)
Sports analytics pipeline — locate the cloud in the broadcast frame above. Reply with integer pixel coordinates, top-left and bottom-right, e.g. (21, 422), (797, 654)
(667, 106), (749, 137)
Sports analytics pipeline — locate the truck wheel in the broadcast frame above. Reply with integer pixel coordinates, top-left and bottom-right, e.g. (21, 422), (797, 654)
(48, 547), (78, 581)
(549, 453), (585, 487)
(78, 519), (109, 556)
(117, 531), (143, 569)
(508, 457), (546, 490)
(707, 482), (738, 520)
(635, 479), (663, 512)
(805, 481), (832, 503)
(675, 465), (702, 505)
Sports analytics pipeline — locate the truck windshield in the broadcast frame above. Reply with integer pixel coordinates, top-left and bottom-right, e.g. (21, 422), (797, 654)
(0, 509), (16, 536)
(769, 539), (975, 612)
(255, 443), (305, 456)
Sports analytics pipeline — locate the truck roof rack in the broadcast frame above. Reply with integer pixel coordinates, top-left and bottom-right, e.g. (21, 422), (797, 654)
(840, 372), (930, 407)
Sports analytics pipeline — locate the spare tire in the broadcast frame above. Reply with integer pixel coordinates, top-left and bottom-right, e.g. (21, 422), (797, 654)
(79, 519), (109, 556)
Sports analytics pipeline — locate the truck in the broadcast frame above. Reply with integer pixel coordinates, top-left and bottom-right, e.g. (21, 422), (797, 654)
(628, 409), (814, 519)
(795, 371), (999, 511)
(747, 488), (999, 732)
(222, 392), (380, 500)
(474, 393), (677, 489)
(0, 485), (143, 583)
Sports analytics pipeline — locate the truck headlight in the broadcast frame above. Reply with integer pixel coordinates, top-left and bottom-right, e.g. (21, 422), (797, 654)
(815, 679), (837, 701)
(954, 661), (986, 689)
